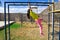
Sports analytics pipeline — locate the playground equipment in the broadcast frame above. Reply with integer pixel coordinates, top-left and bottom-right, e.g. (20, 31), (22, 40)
(57, 14), (60, 40)
(4, 0), (60, 40)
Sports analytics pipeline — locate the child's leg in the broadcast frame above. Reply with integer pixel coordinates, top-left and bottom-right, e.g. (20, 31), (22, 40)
(38, 22), (43, 34)
(35, 19), (43, 35)
(39, 23), (43, 35)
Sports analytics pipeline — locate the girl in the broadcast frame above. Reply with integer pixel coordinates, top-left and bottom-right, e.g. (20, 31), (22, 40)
(27, 7), (44, 36)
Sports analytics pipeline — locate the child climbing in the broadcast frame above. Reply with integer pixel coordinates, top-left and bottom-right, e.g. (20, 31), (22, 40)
(27, 7), (44, 36)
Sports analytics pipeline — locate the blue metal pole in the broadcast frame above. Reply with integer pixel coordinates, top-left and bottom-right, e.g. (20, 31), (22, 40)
(52, 12), (54, 40)
(4, 2), (7, 40)
(52, 3), (55, 40)
(52, 0), (55, 40)
(8, 5), (10, 40)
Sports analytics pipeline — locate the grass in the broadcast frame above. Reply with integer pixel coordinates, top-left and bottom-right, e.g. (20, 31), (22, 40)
(0, 30), (4, 40)
(10, 23), (22, 29)
(0, 23), (21, 40)
(1, 22), (57, 40)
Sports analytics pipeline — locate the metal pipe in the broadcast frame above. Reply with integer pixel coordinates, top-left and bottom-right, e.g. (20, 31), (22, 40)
(8, 5), (10, 40)
(52, 9), (54, 40)
(48, 12), (50, 40)
(7, 4), (49, 6)
(48, 0), (51, 40)
(52, 4), (54, 40)
(59, 17), (60, 40)
(4, 2), (7, 40)
(4, 2), (53, 4)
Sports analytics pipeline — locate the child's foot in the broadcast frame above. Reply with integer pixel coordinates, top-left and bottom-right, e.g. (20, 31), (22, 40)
(40, 33), (44, 36)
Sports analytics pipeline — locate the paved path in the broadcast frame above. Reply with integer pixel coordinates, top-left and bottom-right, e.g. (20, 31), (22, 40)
(0, 21), (14, 29)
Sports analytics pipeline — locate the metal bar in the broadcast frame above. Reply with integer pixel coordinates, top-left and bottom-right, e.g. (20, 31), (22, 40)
(8, 4), (49, 6)
(48, 13), (50, 40)
(4, 2), (7, 40)
(48, 0), (50, 39)
(59, 17), (60, 40)
(5, 2), (53, 4)
(52, 3), (55, 40)
(28, 0), (30, 8)
(52, 0), (55, 40)
(52, 10), (54, 40)
(8, 5), (10, 40)
(52, 11), (54, 40)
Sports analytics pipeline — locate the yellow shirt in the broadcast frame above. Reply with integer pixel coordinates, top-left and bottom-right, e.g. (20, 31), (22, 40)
(30, 10), (39, 20)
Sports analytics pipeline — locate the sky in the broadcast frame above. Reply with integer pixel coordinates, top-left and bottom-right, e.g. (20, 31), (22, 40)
(0, 0), (59, 13)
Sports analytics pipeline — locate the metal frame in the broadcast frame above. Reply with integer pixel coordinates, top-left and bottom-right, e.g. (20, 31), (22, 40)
(58, 17), (60, 40)
(53, 13), (60, 40)
(4, 2), (54, 40)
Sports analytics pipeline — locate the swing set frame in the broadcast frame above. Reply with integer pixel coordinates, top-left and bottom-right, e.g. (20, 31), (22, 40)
(4, 1), (60, 40)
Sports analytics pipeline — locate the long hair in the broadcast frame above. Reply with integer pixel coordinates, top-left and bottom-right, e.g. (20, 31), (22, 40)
(27, 9), (30, 19)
